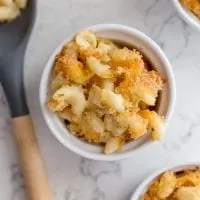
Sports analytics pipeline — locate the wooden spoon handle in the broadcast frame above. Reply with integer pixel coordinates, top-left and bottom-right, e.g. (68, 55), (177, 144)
(12, 115), (53, 200)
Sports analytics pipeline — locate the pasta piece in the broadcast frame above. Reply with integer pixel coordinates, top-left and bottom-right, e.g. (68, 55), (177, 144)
(58, 108), (74, 121)
(88, 85), (102, 108)
(99, 131), (112, 143)
(0, 0), (27, 21)
(136, 70), (163, 106)
(86, 111), (104, 134)
(140, 110), (164, 140)
(176, 175), (193, 187)
(78, 111), (105, 143)
(97, 38), (118, 54)
(157, 172), (177, 199)
(128, 113), (148, 139)
(78, 46), (101, 59)
(80, 111), (104, 134)
(58, 107), (80, 123)
(87, 84), (114, 117)
(114, 112), (131, 127)
(50, 74), (68, 93)
(104, 136), (124, 154)
(75, 30), (97, 49)
(102, 79), (114, 91)
(87, 84), (104, 115)
(176, 187), (200, 200)
(15, 0), (27, 9)
(0, 0), (12, 6)
(86, 57), (112, 78)
(0, 3), (19, 21)
(101, 89), (125, 112)
(104, 115), (127, 137)
(97, 38), (118, 62)
(117, 69), (163, 106)
(50, 85), (86, 115)
(68, 123), (81, 134)
(114, 111), (148, 139)
(184, 170), (200, 186)
(137, 89), (156, 106)
(48, 99), (66, 112)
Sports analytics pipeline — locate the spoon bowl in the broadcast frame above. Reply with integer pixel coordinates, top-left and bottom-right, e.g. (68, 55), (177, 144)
(0, 0), (36, 56)
(0, 0), (36, 117)
(0, 1), (52, 200)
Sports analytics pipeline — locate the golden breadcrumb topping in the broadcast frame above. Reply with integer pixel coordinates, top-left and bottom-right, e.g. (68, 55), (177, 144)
(47, 30), (164, 154)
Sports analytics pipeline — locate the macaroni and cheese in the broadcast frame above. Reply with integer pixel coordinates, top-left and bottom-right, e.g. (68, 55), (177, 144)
(142, 169), (200, 200)
(47, 30), (164, 154)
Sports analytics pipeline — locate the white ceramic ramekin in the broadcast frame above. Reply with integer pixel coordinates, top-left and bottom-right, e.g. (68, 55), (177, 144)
(39, 24), (176, 161)
(171, 0), (200, 31)
(131, 162), (200, 200)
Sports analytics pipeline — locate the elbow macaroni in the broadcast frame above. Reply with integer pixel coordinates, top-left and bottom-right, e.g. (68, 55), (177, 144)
(47, 30), (164, 154)
(0, 0), (27, 21)
(142, 169), (200, 200)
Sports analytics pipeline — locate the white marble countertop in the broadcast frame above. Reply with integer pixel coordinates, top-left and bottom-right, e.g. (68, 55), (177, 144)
(1, 0), (200, 199)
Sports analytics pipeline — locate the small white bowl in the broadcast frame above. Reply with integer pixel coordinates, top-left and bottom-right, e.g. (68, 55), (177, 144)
(171, 0), (200, 31)
(39, 24), (176, 161)
(131, 162), (200, 200)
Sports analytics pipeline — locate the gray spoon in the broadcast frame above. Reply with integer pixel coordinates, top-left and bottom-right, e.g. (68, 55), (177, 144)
(0, 1), (52, 200)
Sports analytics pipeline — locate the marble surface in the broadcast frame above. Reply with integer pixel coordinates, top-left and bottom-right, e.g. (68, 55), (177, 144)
(0, 0), (200, 199)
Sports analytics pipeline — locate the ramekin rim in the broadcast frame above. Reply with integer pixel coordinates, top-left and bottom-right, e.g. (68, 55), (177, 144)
(39, 23), (176, 161)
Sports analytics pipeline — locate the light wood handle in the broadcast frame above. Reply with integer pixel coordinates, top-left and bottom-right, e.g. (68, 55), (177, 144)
(12, 115), (53, 200)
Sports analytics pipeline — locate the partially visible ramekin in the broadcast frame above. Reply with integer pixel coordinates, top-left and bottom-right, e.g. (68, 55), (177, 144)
(131, 162), (200, 200)
(39, 24), (176, 161)
(171, 0), (200, 31)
